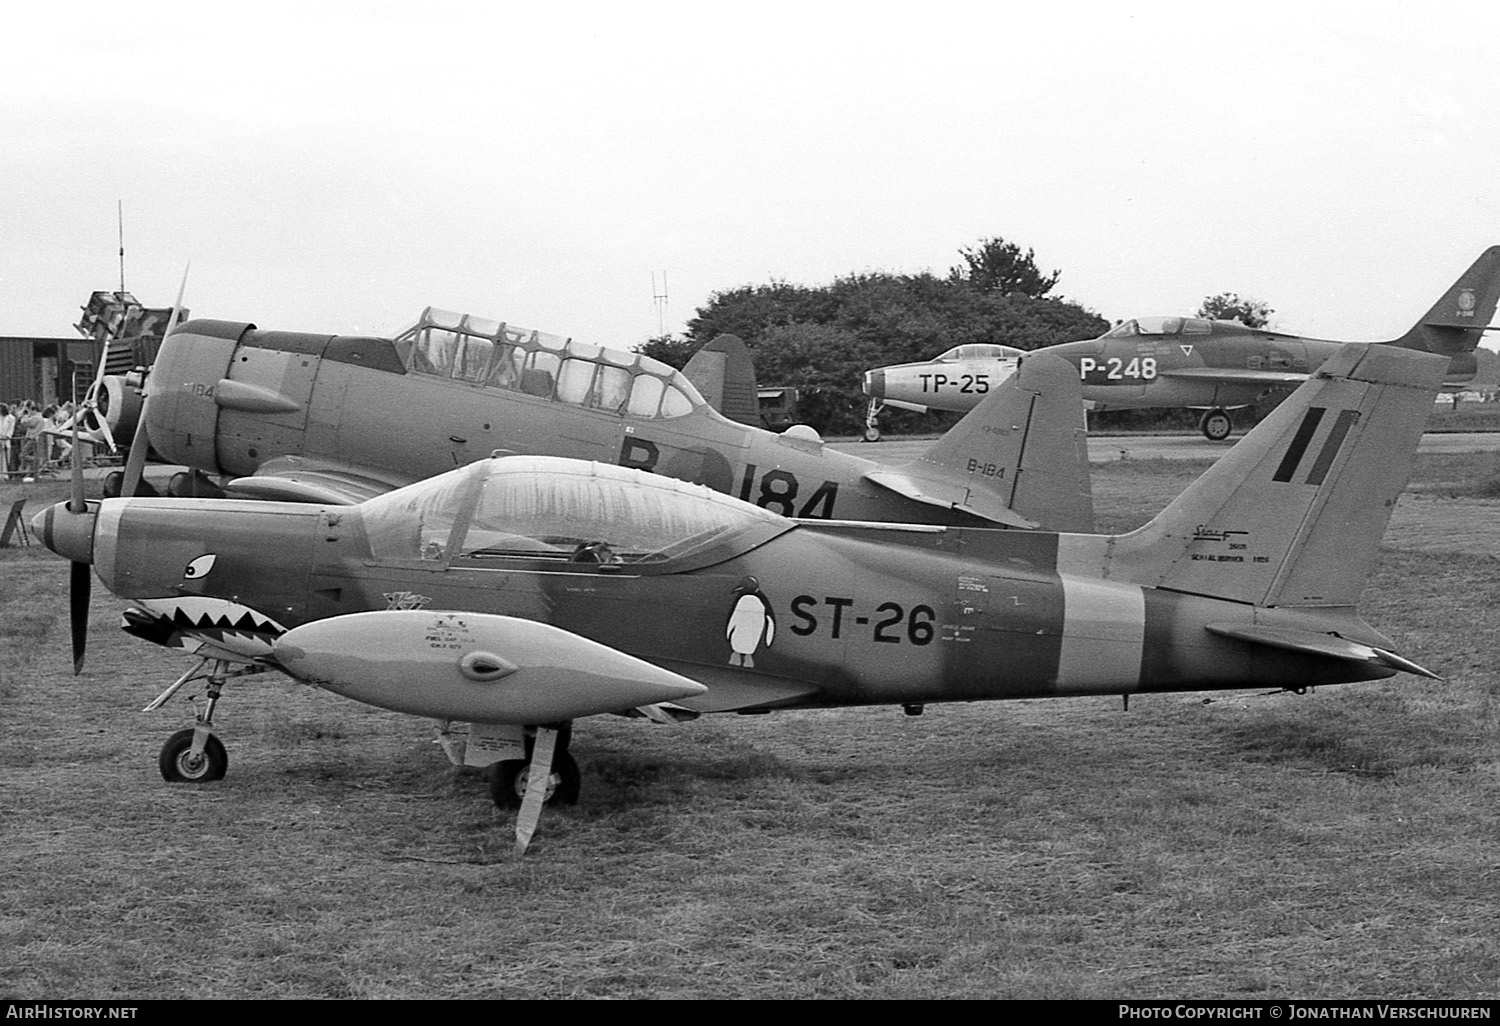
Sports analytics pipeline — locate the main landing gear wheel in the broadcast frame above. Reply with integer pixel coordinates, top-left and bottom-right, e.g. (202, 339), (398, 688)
(158, 728), (228, 782)
(1199, 408), (1233, 441)
(491, 751), (581, 810)
(862, 398), (883, 442)
(490, 724), (580, 810)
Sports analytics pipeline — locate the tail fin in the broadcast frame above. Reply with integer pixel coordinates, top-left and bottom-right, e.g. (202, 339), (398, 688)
(863, 353), (1094, 532)
(683, 334), (761, 427)
(1388, 245), (1500, 358)
(1079, 344), (1445, 608)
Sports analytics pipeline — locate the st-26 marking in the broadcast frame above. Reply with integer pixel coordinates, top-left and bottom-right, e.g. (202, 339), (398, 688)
(789, 595), (937, 645)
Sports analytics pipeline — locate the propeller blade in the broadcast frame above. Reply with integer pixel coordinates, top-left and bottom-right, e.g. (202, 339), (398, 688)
(120, 263), (188, 497)
(119, 398), (152, 498)
(70, 559), (90, 675)
(68, 390), (84, 514)
(80, 323), (117, 452)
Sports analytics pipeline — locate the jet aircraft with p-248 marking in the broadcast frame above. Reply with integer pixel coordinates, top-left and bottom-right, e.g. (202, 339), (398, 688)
(36, 343), (1444, 853)
(99, 308), (1092, 532)
(862, 246), (1500, 440)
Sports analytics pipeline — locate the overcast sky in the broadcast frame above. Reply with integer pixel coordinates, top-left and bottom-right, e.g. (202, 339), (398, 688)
(4, 2), (1498, 350)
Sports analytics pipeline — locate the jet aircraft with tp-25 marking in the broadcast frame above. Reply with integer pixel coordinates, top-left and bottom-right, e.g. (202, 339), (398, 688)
(97, 308), (1093, 533)
(35, 343), (1443, 853)
(861, 247), (1500, 441)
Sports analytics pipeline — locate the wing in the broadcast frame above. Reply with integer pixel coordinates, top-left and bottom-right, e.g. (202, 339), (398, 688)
(1159, 366), (1309, 386)
(225, 456), (415, 504)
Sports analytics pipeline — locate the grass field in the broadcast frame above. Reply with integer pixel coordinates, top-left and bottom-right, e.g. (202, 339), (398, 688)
(1, 456), (1497, 1000)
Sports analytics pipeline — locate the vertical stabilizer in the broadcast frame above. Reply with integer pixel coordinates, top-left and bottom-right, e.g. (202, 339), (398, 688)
(1388, 245), (1500, 357)
(1084, 344), (1445, 608)
(864, 353), (1094, 532)
(683, 334), (760, 427)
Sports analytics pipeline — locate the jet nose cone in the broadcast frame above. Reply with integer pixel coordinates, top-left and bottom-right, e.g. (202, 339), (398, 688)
(863, 368), (885, 398)
(33, 501), (96, 565)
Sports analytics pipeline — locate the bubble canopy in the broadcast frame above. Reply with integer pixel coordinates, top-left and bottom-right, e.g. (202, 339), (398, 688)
(359, 457), (793, 570)
(932, 343), (1025, 361)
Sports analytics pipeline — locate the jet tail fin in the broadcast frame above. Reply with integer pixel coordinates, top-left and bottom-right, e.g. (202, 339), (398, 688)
(866, 353), (1094, 533)
(1073, 344), (1446, 608)
(683, 334), (761, 427)
(1387, 245), (1500, 358)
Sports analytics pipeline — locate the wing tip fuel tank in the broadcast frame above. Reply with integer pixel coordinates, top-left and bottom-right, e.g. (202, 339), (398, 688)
(273, 610), (707, 724)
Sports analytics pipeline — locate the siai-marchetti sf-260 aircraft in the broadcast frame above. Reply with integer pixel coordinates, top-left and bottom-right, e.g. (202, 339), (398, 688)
(98, 308), (1092, 532)
(862, 246), (1500, 442)
(36, 342), (1443, 853)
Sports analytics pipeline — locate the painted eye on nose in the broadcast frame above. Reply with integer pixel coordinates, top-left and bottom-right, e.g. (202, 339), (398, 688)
(184, 554), (217, 580)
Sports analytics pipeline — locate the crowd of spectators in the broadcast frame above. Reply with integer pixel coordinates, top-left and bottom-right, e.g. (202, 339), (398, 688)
(0, 400), (77, 478)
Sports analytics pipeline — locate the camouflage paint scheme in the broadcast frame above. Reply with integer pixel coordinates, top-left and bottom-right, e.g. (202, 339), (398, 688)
(863, 247), (1500, 439)
(110, 310), (1094, 532)
(38, 343), (1445, 841)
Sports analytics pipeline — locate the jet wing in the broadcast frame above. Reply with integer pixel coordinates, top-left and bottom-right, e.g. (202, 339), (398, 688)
(1159, 367), (1309, 386)
(225, 457), (414, 504)
(650, 661), (824, 713)
(862, 470), (1038, 529)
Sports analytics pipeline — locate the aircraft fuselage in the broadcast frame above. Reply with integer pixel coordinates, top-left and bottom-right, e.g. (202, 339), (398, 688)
(86, 494), (1398, 722)
(867, 322), (1494, 416)
(146, 319), (1077, 526)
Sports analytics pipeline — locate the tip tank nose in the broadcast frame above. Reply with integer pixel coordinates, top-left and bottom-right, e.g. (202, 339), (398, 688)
(33, 501), (96, 565)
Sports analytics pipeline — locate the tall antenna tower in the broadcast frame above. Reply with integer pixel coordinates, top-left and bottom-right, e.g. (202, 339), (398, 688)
(652, 270), (669, 337)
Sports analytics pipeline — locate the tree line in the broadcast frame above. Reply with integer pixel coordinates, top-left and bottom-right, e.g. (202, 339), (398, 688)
(641, 238), (1273, 436)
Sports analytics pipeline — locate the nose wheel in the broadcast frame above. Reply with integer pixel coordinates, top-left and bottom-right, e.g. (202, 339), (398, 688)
(159, 727), (228, 782)
(146, 656), (258, 785)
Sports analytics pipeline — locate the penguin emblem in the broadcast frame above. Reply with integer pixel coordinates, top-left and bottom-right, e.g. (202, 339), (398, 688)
(726, 576), (775, 668)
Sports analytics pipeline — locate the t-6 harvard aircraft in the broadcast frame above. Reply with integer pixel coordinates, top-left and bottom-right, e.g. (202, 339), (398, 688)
(98, 308), (1093, 533)
(36, 344), (1443, 853)
(862, 246), (1500, 441)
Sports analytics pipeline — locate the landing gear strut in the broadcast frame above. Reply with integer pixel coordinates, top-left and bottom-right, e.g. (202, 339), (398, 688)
(1198, 408), (1233, 442)
(863, 399), (883, 442)
(485, 723), (580, 854)
(146, 656), (260, 784)
(490, 723), (580, 810)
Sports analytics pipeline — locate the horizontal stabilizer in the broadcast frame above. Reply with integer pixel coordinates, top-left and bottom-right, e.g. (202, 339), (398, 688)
(1205, 623), (1439, 679)
(863, 470), (1037, 528)
(273, 610), (708, 723)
